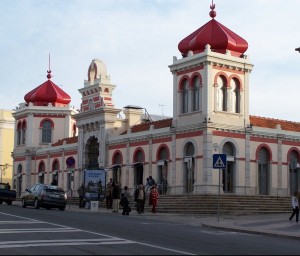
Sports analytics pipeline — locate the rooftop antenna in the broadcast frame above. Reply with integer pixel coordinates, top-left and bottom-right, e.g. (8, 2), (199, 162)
(159, 104), (165, 116)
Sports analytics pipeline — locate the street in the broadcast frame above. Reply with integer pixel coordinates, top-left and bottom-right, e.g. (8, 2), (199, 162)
(0, 203), (299, 255)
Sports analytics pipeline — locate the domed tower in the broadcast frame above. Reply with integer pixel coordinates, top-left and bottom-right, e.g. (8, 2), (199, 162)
(169, 2), (253, 128)
(75, 59), (121, 172)
(78, 58), (115, 112)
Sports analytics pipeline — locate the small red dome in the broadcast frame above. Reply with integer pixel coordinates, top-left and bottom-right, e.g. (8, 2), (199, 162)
(178, 4), (248, 57)
(24, 77), (71, 106)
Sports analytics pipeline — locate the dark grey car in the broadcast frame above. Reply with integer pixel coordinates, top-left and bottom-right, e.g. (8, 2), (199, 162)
(22, 183), (67, 211)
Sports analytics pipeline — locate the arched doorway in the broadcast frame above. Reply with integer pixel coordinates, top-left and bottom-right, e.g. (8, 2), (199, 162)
(38, 162), (45, 184)
(51, 160), (59, 186)
(258, 147), (270, 195)
(222, 142), (235, 193)
(183, 142), (195, 194)
(85, 136), (99, 169)
(133, 149), (144, 187)
(289, 150), (300, 195)
(157, 146), (169, 195)
(112, 152), (122, 185)
(66, 157), (76, 192)
(17, 164), (22, 197)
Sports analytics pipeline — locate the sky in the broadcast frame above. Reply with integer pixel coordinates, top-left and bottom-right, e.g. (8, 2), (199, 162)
(1, 0), (300, 121)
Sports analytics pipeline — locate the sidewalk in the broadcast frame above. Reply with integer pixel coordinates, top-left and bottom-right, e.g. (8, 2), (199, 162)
(65, 203), (300, 240)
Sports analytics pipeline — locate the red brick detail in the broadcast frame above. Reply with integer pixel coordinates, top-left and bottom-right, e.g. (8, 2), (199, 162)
(130, 141), (149, 147)
(250, 136), (277, 144)
(15, 156), (26, 161)
(176, 131), (203, 139)
(65, 151), (77, 156)
(34, 114), (66, 118)
(282, 141), (300, 147)
(176, 65), (204, 76)
(109, 144), (127, 150)
(50, 153), (61, 158)
(153, 137), (172, 144)
(212, 65), (244, 75)
(213, 130), (245, 139)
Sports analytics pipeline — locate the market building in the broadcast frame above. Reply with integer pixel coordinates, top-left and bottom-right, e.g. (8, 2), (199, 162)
(11, 3), (300, 197)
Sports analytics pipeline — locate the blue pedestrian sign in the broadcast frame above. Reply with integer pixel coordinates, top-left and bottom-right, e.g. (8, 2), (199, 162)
(213, 154), (227, 169)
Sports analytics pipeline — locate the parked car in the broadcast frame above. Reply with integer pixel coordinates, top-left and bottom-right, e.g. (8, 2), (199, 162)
(22, 183), (67, 211)
(0, 182), (16, 205)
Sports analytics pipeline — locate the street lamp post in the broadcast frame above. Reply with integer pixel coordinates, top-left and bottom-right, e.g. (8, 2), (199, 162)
(0, 164), (8, 183)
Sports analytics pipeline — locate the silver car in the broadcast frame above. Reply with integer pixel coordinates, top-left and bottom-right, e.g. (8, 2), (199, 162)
(22, 183), (67, 211)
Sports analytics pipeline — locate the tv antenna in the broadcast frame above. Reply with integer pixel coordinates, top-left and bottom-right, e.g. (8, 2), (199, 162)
(159, 104), (165, 116)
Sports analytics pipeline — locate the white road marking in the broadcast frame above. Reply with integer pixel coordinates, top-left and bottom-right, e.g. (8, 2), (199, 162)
(0, 210), (195, 255)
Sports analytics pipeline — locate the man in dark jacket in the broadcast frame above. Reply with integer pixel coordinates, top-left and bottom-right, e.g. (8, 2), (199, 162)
(77, 183), (85, 208)
(134, 184), (146, 214)
(112, 182), (121, 213)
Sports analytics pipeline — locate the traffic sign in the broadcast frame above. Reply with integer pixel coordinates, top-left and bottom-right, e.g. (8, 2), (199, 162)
(213, 154), (227, 169)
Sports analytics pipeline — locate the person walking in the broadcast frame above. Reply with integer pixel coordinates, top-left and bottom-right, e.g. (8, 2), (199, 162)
(112, 182), (121, 213)
(105, 178), (113, 209)
(149, 184), (159, 213)
(134, 184), (145, 214)
(77, 183), (85, 209)
(148, 176), (156, 188)
(121, 186), (131, 215)
(289, 191), (299, 222)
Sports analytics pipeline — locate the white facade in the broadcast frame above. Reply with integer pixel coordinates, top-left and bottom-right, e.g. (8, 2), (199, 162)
(11, 15), (300, 198)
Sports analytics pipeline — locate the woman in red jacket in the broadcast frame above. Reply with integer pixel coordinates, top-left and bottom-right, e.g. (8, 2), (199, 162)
(149, 185), (159, 213)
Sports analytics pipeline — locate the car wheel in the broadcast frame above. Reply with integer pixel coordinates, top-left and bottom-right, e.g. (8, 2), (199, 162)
(22, 198), (26, 208)
(59, 207), (65, 211)
(34, 198), (39, 209)
(0, 200), (3, 205)
(7, 201), (12, 205)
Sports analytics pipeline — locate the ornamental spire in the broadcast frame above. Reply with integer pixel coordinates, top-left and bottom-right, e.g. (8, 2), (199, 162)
(47, 53), (52, 80)
(209, 0), (216, 19)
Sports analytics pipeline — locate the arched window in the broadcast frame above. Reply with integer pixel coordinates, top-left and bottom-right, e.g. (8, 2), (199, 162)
(17, 122), (21, 145)
(230, 78), (240, 113)
(38, 162), (45, 184)
(217, 76), (227, 111)
(41, 120), (52, 143)
(72, 124), (76, 137)
(184, 142), (195, 194)
(182, 79), (189, 114)
(289, 150), (300, 195)
(222, 142), (236, 193)
(22, 121), (26, 144)
(192, 76), (200, 111)
(258, 147), (270, 195)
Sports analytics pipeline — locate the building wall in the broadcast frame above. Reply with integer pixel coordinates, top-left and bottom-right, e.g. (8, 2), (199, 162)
(0, 110), (14, 185)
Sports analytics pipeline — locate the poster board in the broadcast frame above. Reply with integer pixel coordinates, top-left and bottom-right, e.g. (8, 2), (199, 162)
(83, 169), (106, 201)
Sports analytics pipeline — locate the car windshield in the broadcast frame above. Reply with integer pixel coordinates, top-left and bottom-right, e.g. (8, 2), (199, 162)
(44, 185), (64, 192)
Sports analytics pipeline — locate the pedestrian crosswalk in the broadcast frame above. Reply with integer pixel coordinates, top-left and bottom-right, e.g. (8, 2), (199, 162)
(0, 212), (134, 250)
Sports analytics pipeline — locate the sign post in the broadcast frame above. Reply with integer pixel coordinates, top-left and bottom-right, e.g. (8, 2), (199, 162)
(213, 154), (227, 222)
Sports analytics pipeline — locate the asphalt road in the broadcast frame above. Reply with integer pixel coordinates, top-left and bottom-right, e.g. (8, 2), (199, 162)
(0, 203), (299, 255)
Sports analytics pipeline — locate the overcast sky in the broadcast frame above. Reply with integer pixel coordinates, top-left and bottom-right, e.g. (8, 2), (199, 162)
(1, 0), (300, 121)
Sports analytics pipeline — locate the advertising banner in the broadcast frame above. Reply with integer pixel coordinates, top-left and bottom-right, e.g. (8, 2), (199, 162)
(83, 169), (106, 201)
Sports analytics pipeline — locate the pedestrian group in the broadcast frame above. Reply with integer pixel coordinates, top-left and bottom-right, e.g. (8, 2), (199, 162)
(77, 175), (160, 215)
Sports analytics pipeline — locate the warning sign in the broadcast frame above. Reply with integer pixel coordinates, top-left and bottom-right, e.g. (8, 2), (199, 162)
(213, 154), (227, 169)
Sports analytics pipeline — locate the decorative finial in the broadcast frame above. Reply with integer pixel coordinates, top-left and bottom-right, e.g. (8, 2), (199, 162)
(209, 0), (216, 19)
(47, 53), (52, 79)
